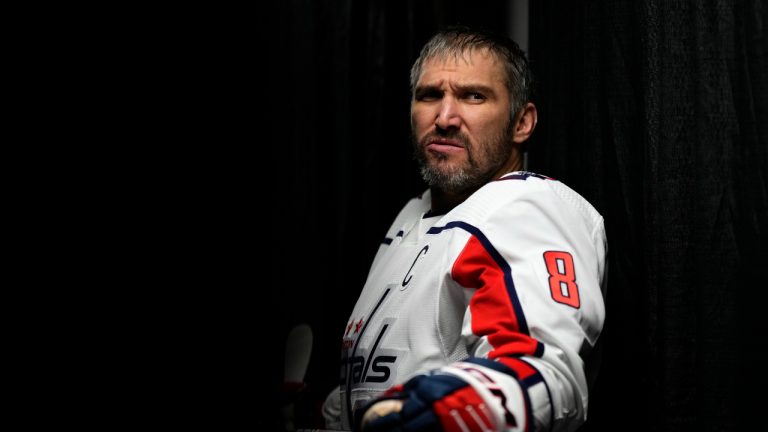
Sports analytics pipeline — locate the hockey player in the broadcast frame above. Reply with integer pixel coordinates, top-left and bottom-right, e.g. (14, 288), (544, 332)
(323, 26), (607, 432)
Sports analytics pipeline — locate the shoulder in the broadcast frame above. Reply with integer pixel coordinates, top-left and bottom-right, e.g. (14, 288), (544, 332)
(499, 172), (603, 226)
(487, 171), (555, 198)
(450, 171), (603, 232)
(495, 171), (600, 221)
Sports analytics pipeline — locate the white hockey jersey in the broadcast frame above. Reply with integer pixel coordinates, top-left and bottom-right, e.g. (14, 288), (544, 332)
(324, 171), (607, 432)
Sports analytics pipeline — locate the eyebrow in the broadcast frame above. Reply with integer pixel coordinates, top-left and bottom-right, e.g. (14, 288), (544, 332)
(414, 83), (496, 95)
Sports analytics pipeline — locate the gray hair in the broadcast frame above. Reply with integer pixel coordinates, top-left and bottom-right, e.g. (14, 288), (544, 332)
(409, 26), (534, 118)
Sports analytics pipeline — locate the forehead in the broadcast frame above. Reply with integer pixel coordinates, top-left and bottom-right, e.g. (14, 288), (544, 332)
(417, 48), (505, 86)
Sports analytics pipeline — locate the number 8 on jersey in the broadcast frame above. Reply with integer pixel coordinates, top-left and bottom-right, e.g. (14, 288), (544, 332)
(543, 251), (580, 308)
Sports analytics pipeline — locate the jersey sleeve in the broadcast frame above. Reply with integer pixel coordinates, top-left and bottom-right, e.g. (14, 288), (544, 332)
(447, 178), (607, 431)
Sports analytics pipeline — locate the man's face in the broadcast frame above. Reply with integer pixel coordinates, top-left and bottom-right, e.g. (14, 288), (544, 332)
(411, 49), (517, 194)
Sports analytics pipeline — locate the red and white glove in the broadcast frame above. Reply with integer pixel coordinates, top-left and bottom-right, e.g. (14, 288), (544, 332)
(356, 358), (527, 432)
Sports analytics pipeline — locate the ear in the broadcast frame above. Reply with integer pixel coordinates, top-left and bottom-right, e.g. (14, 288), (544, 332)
(512, 102), (538, 143)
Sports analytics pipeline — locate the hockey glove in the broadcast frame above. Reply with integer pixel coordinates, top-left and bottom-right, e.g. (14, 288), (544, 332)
(355, 371), (498, 432)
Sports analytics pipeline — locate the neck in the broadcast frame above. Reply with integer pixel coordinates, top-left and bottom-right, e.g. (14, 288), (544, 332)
(429, 188), (473, 215)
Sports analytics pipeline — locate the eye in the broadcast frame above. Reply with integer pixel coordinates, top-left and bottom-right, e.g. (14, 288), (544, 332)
(465, 92), (486, 102)
(415, 89), (442, 102)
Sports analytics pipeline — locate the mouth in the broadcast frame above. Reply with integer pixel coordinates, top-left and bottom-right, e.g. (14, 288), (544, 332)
(425, 137), (466, 154)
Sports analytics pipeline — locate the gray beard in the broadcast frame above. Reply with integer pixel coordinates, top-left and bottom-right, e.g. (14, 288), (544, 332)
(413, 123), (514, 194)
(418, 155), (476, 193)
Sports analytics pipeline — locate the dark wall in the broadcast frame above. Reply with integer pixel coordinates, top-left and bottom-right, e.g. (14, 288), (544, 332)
(529, 1), (767, 431)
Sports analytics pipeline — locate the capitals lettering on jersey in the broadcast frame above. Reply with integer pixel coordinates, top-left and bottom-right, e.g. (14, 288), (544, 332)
(341, 317), (406, 389)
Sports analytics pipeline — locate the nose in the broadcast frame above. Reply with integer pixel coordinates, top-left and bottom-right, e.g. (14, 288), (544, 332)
(435, 97), (462, 130)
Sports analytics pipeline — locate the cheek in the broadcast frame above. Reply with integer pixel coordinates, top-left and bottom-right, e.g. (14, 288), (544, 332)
(470, 113), (507, 137)
(411, 110), (432, 133)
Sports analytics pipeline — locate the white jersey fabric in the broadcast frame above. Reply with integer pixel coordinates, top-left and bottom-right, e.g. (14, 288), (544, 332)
(324, 171), (607, 432)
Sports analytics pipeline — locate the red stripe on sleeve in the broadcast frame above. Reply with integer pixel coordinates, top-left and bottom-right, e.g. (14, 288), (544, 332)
(452, 236), (539, 358)
(497, 357), (539, 381)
